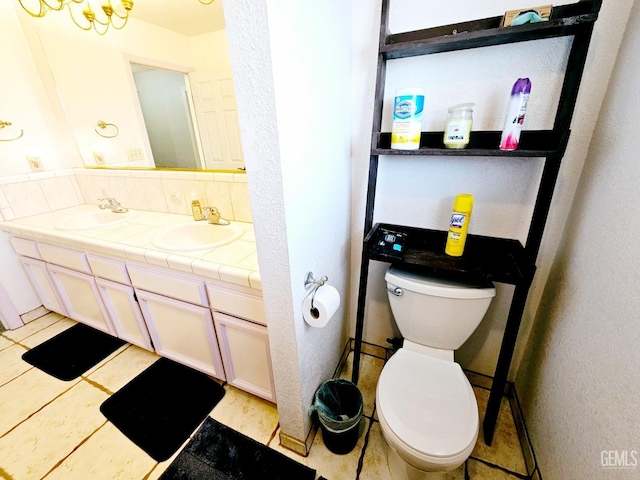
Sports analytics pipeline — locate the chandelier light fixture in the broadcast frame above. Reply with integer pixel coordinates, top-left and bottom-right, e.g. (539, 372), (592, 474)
(18, 0), (134, 35)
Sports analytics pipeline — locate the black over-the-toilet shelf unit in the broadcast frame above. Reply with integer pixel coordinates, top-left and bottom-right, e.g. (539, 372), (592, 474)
(352, 0), (601, 445)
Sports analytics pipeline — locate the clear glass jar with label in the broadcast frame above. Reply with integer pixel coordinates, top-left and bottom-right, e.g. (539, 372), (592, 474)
(443, 103), (475, 149)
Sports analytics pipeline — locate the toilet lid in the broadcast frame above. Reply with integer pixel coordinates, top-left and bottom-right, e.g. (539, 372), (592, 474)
(377, 349), (478, 458)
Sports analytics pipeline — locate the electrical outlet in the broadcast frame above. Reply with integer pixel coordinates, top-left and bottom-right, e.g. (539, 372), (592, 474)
(127, 148), (144, 161)
(26, 156), (44, 172)
(93, 151), (105, 165)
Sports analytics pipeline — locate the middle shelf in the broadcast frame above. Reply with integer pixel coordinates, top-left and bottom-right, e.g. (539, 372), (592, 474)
(364, 223), (536, 285)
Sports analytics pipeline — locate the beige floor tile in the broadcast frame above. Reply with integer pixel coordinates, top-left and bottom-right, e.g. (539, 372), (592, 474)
(19, 317), (76, 349)
(0, 334), (15, 352)
(0, 381), (109, 480)
(339, 351), (385, 418)
(0, 368), (80, 437)
(81, 343), (130, 379)
(209, 385), (279, 444)
(467, 458), (523, 479)
(272, 418), (369, 479)
(359, 421), (393, 480)
(43, 422), (157, 480)
(472, 387), (527, 475)
(0, 344), (31, 387)
(87, 344), (159, 393)
(1, 312), (65, 342)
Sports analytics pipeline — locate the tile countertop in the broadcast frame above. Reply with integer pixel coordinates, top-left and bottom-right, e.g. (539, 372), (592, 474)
(0, 204), (261, 290)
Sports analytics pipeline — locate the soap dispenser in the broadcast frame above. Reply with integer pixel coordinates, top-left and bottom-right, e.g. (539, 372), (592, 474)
(191, 193), (203, 221)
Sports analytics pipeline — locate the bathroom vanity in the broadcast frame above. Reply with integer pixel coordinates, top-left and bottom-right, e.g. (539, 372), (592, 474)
(1, 205), (275, 403)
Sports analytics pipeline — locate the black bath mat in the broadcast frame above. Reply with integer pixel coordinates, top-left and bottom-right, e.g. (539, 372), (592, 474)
(100, 357), (225, 462)
(159, 417), (317, 480)
(21, 323), (126, 381)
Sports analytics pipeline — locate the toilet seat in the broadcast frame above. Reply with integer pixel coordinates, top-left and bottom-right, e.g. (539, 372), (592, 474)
(377, 348), (478, 463)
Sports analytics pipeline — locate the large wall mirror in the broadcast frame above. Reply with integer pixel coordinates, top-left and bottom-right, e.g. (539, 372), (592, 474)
(15, 0), (244, 172)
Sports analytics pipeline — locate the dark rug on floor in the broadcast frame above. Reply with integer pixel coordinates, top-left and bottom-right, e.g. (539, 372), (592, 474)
(21, 323), (126, 381)
(100, 357), (225, 462)
(159, 417), (316, 480)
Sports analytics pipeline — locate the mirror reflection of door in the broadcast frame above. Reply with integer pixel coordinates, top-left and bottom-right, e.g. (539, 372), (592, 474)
(188, 71), (245, 171)
(131, 64), (203, 169)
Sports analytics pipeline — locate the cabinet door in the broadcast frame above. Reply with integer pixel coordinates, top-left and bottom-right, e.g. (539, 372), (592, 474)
(136, 289), (225, 380)
(213, 312), (275, 402)
(95, 278), (153, 351)
(19, 257), (68, 317)
(47, 264), (115, 335)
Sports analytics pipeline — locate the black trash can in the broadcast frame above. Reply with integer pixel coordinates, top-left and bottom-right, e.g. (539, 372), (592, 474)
(312, 379), (363, 454)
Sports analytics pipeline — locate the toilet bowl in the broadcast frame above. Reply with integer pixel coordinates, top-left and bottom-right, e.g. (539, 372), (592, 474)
(377, 266), (495, 479)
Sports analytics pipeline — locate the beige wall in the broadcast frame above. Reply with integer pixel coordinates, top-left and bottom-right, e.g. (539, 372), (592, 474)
(517, 0), (640, 477)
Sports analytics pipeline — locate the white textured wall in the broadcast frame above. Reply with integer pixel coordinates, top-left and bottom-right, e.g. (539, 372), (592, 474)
(350, 0), (634, 378)
(225, 0), (352, 442)
(517, 1), (640, 476)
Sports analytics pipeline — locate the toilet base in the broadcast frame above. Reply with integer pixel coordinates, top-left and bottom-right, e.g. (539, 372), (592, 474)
(387, 444), (457, 480)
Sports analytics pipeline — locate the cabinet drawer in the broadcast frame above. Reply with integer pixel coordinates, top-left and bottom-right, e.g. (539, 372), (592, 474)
(87, 254), (131, 285)
(9, 237), (41, 259)
(207, 284), (266, 325)
(127, 264), (208, 306)
(37, 243), (91, 273)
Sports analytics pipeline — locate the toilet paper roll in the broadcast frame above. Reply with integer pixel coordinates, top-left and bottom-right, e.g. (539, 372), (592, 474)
(303, 284), (340, 328)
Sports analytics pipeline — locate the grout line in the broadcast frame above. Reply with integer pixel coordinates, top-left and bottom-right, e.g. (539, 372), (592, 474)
(266, 422), (280, 448)
(81, 376), (113, 396)
(40, 420), (109, 479)
(0, 378), (82, 440)
(0, 365), (35, 390)
(355, 417), (374, 480)
(469, 456), (529, 479)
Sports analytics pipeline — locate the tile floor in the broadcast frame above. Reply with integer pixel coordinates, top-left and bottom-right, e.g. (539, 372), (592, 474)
(0, 312), (532, 479)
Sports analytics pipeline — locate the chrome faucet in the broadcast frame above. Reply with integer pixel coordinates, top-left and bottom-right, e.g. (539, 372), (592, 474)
(202, 206), (230, 225)
(98, 197), (128, 213)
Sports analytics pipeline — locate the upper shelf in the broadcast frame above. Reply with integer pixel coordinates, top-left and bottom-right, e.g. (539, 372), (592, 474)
(373, 130), (569, 157)
(382, 1), (601, 59)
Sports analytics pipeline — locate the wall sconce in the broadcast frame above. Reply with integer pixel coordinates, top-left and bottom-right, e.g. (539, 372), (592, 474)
(18, 0), (134, 36)
(24, 145), (44, 172)
(91, 143), (106, 165)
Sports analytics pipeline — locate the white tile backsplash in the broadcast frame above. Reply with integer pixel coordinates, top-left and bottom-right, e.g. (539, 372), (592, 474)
(0, 169), (251, 221)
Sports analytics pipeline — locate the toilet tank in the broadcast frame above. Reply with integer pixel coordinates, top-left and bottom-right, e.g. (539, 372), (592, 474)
(385, 266), (496, 350)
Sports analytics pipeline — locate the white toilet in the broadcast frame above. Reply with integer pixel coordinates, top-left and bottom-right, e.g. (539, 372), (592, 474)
(376, 265), (496, 480)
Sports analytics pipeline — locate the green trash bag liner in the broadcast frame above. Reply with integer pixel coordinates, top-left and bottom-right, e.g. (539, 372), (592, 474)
(310, 379), (363, 432)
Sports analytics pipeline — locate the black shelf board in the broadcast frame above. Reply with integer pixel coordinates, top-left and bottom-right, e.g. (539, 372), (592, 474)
(365, 223), (536, 285)
(374, 130), (568, 157)
(382, 1), (600, 58)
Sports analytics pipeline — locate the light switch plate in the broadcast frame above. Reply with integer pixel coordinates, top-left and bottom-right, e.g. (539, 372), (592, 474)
(127, 148), (144, 161)
(27, 156), (44, 172)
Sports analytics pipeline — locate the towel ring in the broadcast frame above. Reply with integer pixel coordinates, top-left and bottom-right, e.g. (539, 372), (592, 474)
(0, 120), (24, 142)
(95, 120), (119, 138)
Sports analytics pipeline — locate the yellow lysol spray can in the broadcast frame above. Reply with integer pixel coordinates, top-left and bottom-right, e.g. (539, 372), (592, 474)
(445, 194), (474, 257)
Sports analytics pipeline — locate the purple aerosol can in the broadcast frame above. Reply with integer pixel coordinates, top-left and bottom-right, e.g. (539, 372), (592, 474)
(499, 78), (531, 151)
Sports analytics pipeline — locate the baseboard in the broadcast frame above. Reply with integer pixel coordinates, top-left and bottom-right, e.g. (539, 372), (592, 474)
(279, 424), (318, 457)
(508, 386), (542, 479)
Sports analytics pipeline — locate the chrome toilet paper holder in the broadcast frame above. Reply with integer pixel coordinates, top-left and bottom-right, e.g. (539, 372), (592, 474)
(304, 272), (328, 318)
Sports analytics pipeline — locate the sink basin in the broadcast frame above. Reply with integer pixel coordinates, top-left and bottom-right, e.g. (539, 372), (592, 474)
(152, 222), (244, 252)
(55, 210), (136, 231)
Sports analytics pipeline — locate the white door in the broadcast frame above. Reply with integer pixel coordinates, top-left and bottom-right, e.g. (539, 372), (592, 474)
(19, 257), (68, 317)
(95, 278), (153, 351)
(213, 312), (275, 402)
(136, 289), (225, 380)
(47, 264), (115, 335)
(188, 71), (244, 171)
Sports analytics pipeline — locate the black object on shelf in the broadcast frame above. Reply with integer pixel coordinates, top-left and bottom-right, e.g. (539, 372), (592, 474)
(352, 0), (601, 447)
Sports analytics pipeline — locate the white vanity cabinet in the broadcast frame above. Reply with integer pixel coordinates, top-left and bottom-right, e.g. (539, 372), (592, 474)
(207, 283), (274, 402)
(135, 289), (226, 380)
(95, 278), (153, 351)
(19, 257), (68, 317)
(46, 264), (115, 335)
(213, 312), (275, 402)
